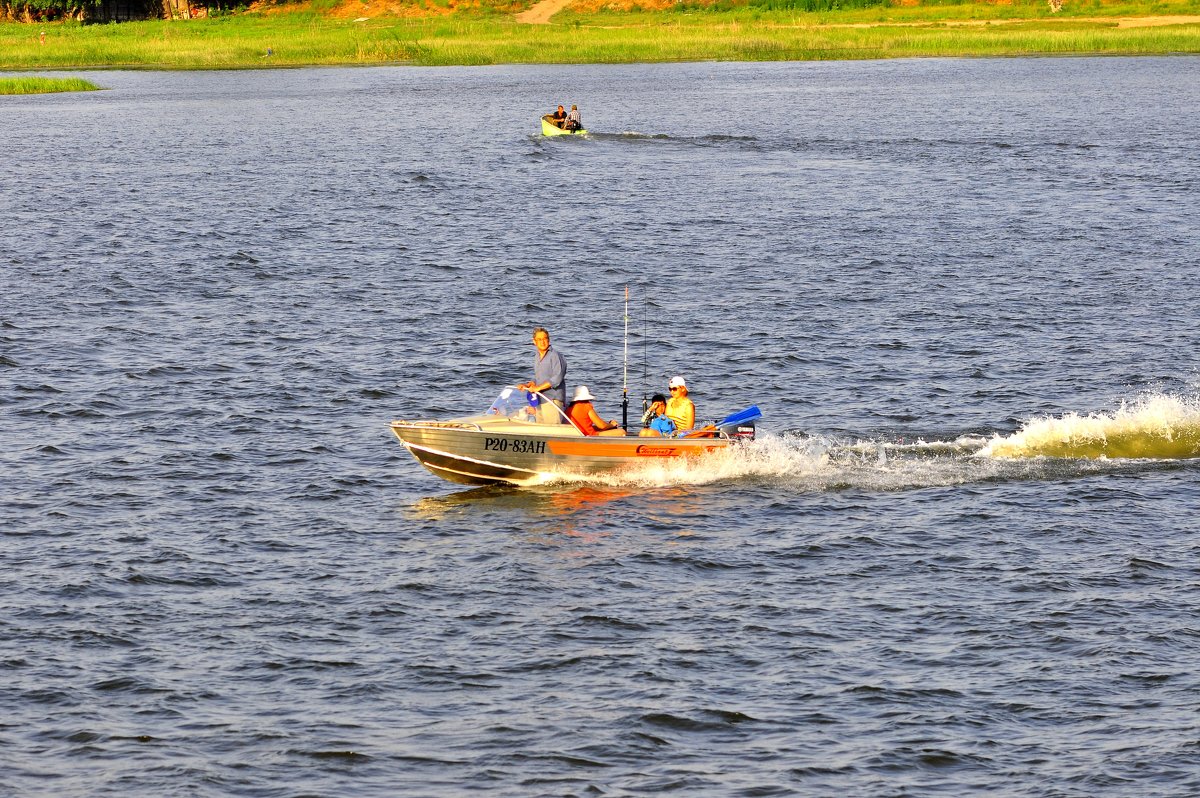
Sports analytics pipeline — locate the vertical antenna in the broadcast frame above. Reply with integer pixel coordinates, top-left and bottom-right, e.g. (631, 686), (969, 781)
(643, 290), (649, 387)
(622, 285), (629, 430)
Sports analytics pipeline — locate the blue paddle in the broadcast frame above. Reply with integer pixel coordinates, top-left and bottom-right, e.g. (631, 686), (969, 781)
(682, 405), (763, 438)
(716, 405), (762, 427)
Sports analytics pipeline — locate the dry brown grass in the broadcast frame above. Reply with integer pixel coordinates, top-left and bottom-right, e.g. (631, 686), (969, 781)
(248, 0), (526, 19)
(566, 0), (677, 13)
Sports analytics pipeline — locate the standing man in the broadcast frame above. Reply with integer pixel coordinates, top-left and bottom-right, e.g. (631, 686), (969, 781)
(520, 327), (567, 424)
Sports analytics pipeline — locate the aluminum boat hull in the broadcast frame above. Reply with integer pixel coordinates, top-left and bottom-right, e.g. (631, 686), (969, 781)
(391, 417), (728, 486)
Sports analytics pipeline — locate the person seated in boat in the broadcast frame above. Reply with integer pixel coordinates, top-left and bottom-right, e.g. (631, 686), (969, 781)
(543, 105), (567, 129)
(563, 104), (582, 131)
(639, 394), (676, 437)
(666, 376), (695, 432)
(567, 386), (625, 436)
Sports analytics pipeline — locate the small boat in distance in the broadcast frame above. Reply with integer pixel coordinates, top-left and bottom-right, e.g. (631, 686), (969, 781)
(542, 116), (588, 137)
(391, 387), (759, 486)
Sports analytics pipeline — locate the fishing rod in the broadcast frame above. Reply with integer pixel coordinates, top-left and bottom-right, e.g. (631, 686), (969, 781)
(643, 289), (652, 396)
(622, 285), (629, 431)
(641, 290), (650, 426)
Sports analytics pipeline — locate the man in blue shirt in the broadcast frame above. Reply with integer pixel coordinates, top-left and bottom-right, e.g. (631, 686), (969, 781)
(520, 327), (567, 424)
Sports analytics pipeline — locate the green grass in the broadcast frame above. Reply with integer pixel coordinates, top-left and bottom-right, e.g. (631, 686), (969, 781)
(0, 75), (100, 92)
(0, 0), (1198, 69)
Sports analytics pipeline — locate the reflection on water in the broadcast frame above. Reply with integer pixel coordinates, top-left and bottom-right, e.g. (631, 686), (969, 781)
(408, 483), (526, 519)
(408, 482), (716, 541)
(411, 483), (608, 515)
(409, 483), (634, 523)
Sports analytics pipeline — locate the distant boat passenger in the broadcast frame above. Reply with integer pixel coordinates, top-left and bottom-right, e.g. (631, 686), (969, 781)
(563, 104), (582, 131)
(543, 105), (567, 129)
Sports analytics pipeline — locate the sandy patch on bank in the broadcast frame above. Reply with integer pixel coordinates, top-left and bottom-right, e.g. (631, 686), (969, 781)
(516, 0), (574, 23)
(1109, 14), (1200, 26)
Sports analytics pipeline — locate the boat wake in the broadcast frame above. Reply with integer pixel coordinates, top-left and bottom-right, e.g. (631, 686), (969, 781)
(591, 132), (758, 147)
(538, 392), (1200, 491)
(978, 392), (1200, 460)
(541, 433), (996, 492)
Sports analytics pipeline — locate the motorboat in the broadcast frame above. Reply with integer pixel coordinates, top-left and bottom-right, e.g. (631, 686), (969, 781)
(541, 116), (588, 136)
(390, 387), (759, 486)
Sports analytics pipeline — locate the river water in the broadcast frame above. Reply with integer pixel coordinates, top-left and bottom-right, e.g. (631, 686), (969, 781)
(3, 57), (1199, 796)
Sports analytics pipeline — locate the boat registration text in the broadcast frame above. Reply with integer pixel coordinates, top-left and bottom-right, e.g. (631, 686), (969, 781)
(484, 437), (546, 454)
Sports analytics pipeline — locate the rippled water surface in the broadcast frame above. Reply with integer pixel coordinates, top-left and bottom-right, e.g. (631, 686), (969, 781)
(3, 58), (1200, 796)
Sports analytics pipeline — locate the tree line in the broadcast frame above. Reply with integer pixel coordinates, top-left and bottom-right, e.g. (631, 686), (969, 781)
(1, 0), (244, 21)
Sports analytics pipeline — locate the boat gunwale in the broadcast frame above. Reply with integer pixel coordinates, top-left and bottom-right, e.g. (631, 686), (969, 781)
(392, 417), (587, 438)
(391, 418), (731, 443)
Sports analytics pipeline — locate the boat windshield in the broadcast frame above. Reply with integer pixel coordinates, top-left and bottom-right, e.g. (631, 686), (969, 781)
(486, 387), (545, 422)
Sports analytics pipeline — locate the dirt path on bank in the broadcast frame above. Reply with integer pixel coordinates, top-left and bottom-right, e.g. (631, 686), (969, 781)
(1108, 14), (1200, 26)
(515, 0), (574, 24)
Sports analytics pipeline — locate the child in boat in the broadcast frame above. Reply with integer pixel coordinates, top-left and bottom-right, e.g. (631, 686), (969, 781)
(639, 394), (676, 437)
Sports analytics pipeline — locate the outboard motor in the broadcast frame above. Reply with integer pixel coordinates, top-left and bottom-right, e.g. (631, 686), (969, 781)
(714, 405), (761, 441)
(721, 420), (756, 441)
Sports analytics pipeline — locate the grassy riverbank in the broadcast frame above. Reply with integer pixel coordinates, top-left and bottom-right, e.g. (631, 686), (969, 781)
(2, 0), (1199, 68)
(0, 75), (98, 91)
